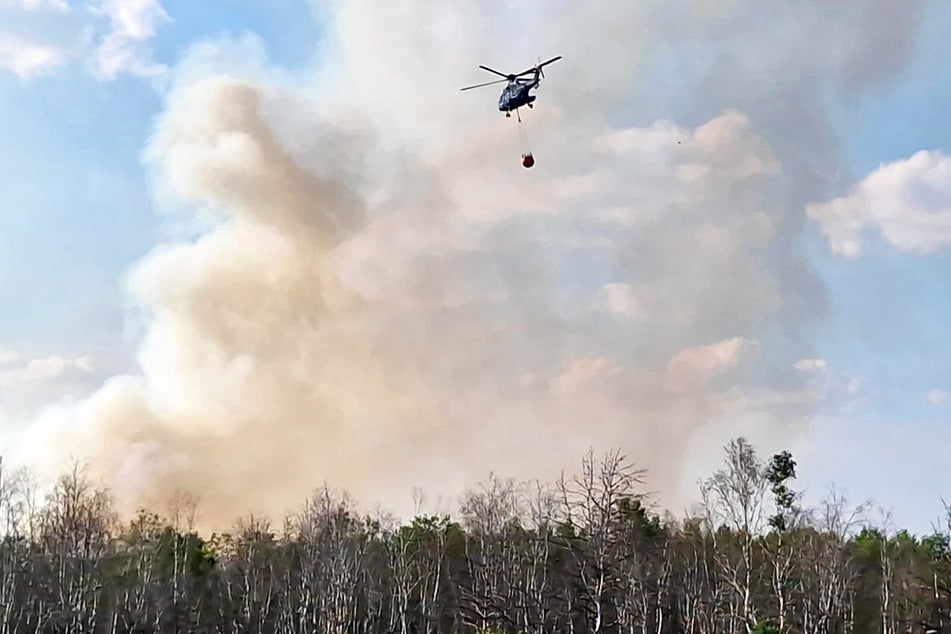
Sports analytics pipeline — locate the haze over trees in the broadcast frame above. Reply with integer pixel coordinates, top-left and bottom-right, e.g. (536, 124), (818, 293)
(0, 438), (948, 633)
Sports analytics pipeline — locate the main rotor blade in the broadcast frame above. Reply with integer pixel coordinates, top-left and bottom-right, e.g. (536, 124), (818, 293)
(515, 55), (563, 76)
(460, 78), (508, 91)
(478, 65), (512, 79)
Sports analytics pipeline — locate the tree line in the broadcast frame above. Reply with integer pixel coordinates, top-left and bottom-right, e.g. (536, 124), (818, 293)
(0, 438), (948, 633)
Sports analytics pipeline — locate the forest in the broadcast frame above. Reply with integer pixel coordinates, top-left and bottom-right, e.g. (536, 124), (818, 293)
(0, 437), (948, 633)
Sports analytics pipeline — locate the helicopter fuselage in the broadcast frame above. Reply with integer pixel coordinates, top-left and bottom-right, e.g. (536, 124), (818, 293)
(498, 78), (538, 112)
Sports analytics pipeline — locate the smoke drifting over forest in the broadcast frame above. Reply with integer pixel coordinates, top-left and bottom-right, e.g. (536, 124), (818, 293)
(14, 0), (924, 528)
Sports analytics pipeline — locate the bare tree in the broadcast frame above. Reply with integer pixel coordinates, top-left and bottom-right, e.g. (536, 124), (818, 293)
(798, 488), (867, 634)
(520, 480), (561, 634)
(700, 438), (770, 634)
(0, 460), (34, 634)
(287, 485), (368, 634)
(458, 473), (526, 633)
(670, 516), (720, 634)
(221, 514), (281, 632)
(35, 463), (117, 632)
(557, 448), (647, 633)
(921, 500), (951, 633)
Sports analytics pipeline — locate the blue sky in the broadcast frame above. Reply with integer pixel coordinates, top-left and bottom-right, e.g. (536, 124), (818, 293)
(1, 0), (950, 533)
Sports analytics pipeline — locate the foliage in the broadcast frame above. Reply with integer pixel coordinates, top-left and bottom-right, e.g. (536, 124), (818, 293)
(752, 620), (782, 634)
(766, 449), (798, 532)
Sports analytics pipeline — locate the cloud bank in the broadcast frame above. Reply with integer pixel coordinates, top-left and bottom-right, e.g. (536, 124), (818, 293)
(13, 0), (924, 528)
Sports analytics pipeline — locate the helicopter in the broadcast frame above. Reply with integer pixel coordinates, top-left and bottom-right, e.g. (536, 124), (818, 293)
(460, 55), (562, 121)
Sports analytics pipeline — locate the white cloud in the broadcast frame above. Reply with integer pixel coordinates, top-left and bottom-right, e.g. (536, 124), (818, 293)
(87, 0), (170, 79)
(807, 150), (951, 257)
(927, 389), (949, 406)
(0, 354), (92, 387)
(791, 358), (864, 411)
(0, 348), (102, 425)
(0, 32), (68, 77)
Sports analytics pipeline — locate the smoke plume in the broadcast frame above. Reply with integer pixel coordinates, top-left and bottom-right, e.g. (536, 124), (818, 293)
(14, 0), (923, 528)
